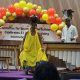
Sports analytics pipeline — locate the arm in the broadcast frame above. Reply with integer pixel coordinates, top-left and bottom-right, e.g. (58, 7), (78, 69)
(38, 33), (47, 51)
(20, 32), (28, 52)
(71, 27), (78, 41)
(61, 28), (65, 42)
(73, 27), (78, 39)
(38, 33), (43, 47)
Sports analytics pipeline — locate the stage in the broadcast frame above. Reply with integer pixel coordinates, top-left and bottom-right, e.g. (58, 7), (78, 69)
(0, 70), (33, 80)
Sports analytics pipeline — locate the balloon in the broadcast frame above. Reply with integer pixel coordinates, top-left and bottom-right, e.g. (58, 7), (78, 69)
(0, 7), (6, 17)
(29, 9), (36, 16)
(55, 17), (62, 25)
(26, 2), (33, 9)
(47, 8), (56, 16)
(6, 11), (12, 17)
(59, 22), (66, 29)
(3, 16), (7, 21)
(36, 8), (42, 13)
(0, 13), (3, 19)
(12, 12), (16, 18)
(36, 12), (43, 18)
(14, 3), (20, 8)
(48, 16), (55, 23)
(42, 9), (47, 14)
(19, 0), (27, 9)
(0, 19), (5, 27)
(56, 30), (62, 36)
(8, 16), (15, 21)
(23, 7), (29, 14)
(54, 14), (58, 18)
(42, 14), (48, 21)
(50, 24), (59, 31)
(33, 4), (37, 10)
(8, 5), (16, 13)
(15, 8), (23, 16)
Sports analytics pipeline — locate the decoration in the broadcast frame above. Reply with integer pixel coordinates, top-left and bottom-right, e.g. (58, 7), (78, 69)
(50, 24), (59, 31)
(0, 0), (65, 37)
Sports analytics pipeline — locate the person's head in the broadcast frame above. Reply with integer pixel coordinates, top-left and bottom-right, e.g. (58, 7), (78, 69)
(64, 18), (71, 27)
(30, 15), (38, 31)
(62, 9), (74, 27)
(33, 61), (61, 80)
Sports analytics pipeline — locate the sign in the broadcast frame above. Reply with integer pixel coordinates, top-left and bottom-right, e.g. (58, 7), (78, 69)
(0, 23), (61, 42)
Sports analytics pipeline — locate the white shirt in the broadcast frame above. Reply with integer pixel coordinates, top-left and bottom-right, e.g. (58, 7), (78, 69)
(61, 25), (78, 43)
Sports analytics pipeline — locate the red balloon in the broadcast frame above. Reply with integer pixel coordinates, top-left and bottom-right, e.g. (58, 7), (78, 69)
(55, 17), (62, 25)
(29, 9), (37, 16)
(48, 16), (56, 23)
(0, 13), (3, 19)
(8, 5), (16, 13)
(0, 7), (6, 17)
(15, 8), (23, 16)
(36, 12), (43, 18)
(47, 8), (56, 16)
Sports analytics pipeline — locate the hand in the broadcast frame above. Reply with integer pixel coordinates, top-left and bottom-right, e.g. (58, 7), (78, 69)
(61, 39), (65, 43)
(71, 38), (75, 41)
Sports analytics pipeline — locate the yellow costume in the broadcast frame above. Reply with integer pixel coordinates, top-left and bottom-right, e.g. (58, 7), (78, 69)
(19, 31), (48, 67)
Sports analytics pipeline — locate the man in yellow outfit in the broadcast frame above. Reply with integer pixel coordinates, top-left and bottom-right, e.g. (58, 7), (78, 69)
(19, 15), (48, 72)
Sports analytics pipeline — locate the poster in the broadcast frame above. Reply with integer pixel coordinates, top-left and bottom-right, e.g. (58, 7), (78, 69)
(0, 23), (61, 42)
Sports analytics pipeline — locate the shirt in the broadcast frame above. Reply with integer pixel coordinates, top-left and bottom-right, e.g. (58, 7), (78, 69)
(61, 25), (78, 43)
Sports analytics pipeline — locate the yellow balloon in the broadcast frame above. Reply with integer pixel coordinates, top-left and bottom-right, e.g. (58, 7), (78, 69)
(56, 30), (62, 36)
(37, 6), (42, 10)
(59, 22), (66, 29)
(42, 14), (48, 21)
(19, 0), (27, 9)
(0, 19), (5, 27)
(33, 4), (37, 9)
(8, 16), (15, 21)
(23, 7), (29, 13)
(3, 16), (7, 21)
(50, 24), (59, 31)
(42, 9), (47, 14)
(14, 3), (20, 8)
(26, 2), (33, 9)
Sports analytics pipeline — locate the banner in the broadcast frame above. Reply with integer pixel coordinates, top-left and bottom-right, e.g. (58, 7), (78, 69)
(0, 23), (61, 42)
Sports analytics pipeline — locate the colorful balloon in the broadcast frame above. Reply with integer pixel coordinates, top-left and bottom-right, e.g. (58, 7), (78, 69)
(47, 8), (56, 16)
(19, 0), (27, 9)
(42, 14), (48, 21)
(29, 9), (37, 16)
(48, 16), (55, 23)
(15, 8), (23, 16)
(6, 11), (12, 17)
(23, 7), (29, 14)
(59, 22), (66, 29)
(8, 5), (16, 13)
(56, 30), (62, 36)
(55, 17), (62, 25)
(50, 24), (59, 31)
(0, 19), (5, 27)
(26, 2), (33, 9)
(14, 3), (20, 8)
(33, 4), (37, 10)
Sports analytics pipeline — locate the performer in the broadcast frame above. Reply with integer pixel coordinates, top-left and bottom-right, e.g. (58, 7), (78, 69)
(61, 9), (78, 43)
(19, 15), (48, 72)
(61, 9), (79, 70)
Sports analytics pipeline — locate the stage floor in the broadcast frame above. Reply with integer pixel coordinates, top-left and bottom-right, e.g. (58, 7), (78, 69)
(0, 70), (33, 80)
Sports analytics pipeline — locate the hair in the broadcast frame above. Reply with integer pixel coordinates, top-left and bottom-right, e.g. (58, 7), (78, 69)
(29, 15), (38, 28)
(33, 61), (61, 80)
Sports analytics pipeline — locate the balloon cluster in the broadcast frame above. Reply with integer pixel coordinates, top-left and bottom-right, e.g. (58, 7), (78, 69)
(0, 0), (66, 36)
